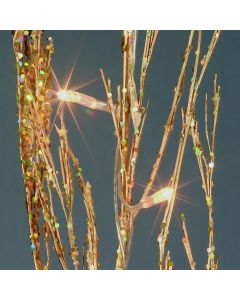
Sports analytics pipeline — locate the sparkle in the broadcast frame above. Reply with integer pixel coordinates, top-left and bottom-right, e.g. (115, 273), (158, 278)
(209, 162), (214, 169)
(160, 187), (173, 201)
(153, 187), (173, 203)
(57, 89), (68, 101)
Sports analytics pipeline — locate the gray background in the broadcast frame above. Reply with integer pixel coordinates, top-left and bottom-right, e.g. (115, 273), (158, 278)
(0, 30), (239, 270)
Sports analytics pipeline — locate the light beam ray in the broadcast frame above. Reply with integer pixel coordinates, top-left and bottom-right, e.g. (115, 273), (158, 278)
(148, 201), (164, 241)
(72, 76), (102, 92)
(178, 177), (200, 190)
(50, 66), (62, 90)
(66, 102), (96, 162)
(72, 66), (121, 93)
(176, 196), (198, 207)
(64, 55), (79, 90)
(49, 101), (62, 134)
(134, 181), (159, 192)
(49, 97), (57, 104)
(173, 207), (182, 229)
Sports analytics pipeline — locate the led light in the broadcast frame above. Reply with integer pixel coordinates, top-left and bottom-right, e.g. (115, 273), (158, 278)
(57, 89), (68, 101)
(152, 187), (173, 204)
(56, 89), (114, 113)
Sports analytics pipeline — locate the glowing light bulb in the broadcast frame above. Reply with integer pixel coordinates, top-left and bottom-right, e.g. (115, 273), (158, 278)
(127, 186), (174, 217)
(152, 187), (173, 204)
(56, 89), (112, 112)
(139, 186), (173, 211)
(57, 89), (68, 101)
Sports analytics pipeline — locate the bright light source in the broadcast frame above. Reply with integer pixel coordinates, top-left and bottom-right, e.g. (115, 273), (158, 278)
(57, 89), (69, 101)
(55, 89), (111, 113)
(152, 187), (173, 204)
(209, 162), (214, 169)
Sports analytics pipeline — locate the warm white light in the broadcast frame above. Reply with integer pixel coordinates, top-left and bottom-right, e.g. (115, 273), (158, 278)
(57, 89), (69, 101)
(152, 187), (173, 204)
(209, 162), (214, 169)
(137, 186), (174, 213)
(56, 89), (111, 112)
